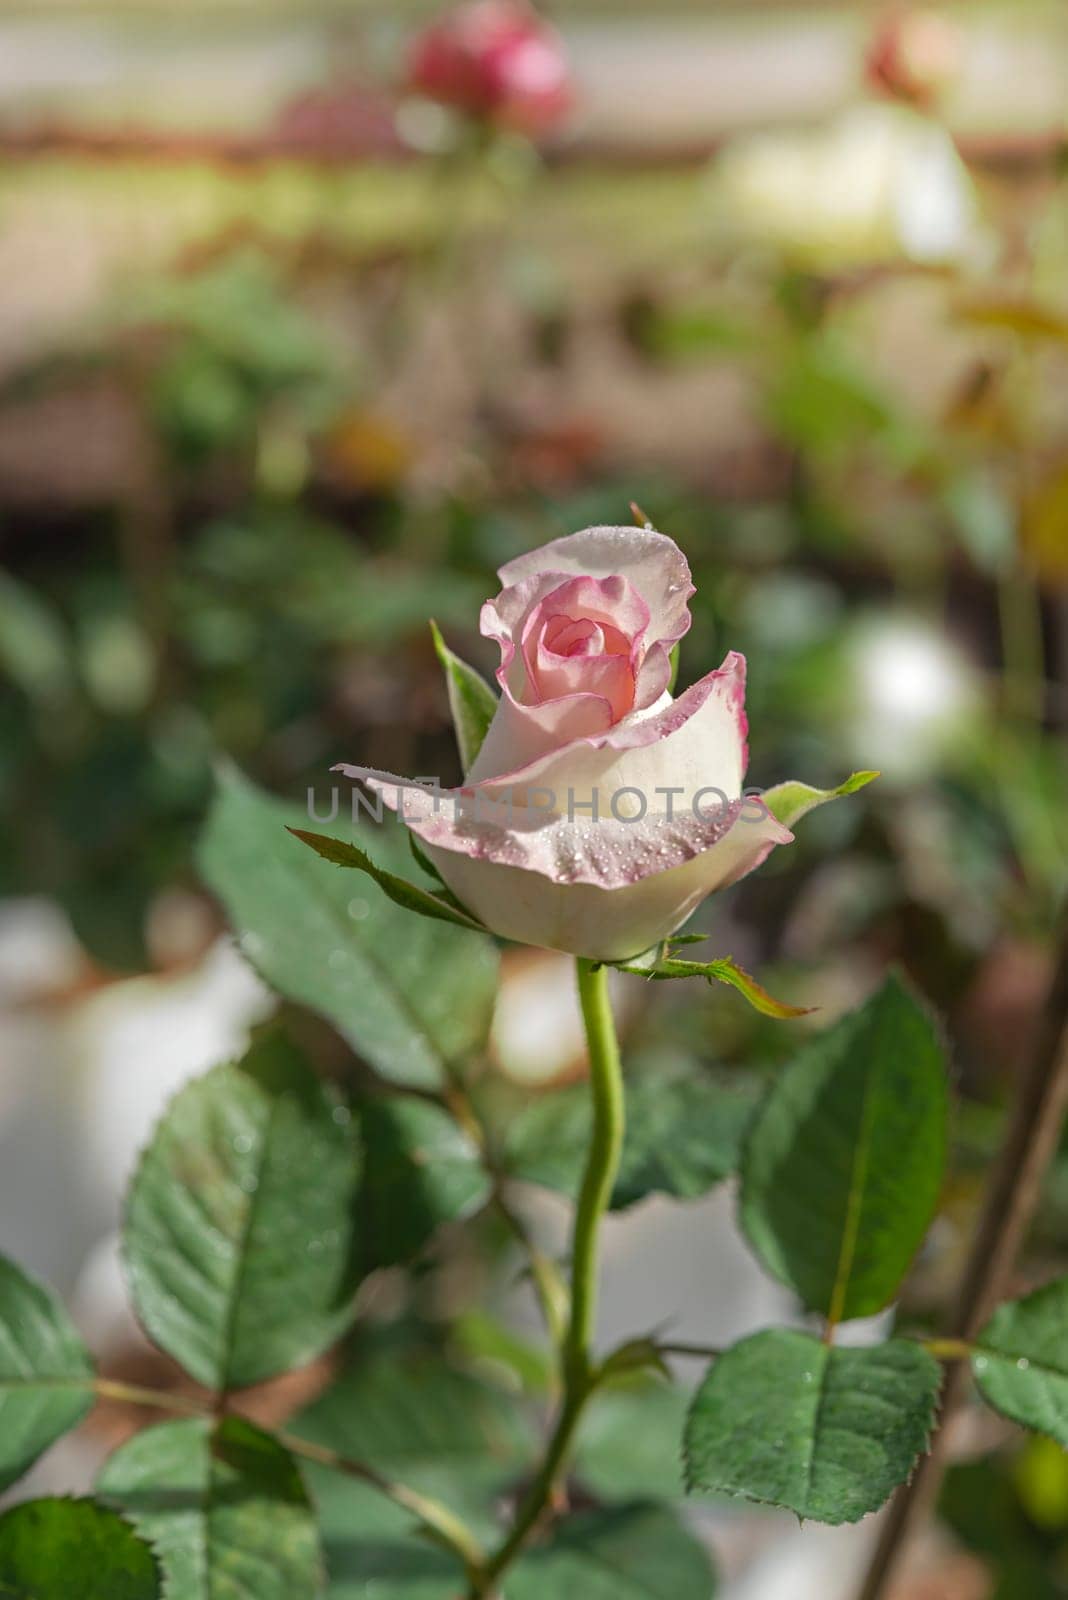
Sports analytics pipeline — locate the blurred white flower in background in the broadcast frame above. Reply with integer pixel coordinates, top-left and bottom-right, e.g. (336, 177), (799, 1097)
(66, 940), (273, 1223)
(715, 103), (982, 273)
(846, 613), (983, 780)
(0, 904), (272, 1367)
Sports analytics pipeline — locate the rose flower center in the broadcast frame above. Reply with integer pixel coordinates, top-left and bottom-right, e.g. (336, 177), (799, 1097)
(519, 575), (648, 725)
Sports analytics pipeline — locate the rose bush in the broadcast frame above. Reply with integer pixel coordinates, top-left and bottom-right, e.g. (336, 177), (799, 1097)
(338, 525), (817, 961)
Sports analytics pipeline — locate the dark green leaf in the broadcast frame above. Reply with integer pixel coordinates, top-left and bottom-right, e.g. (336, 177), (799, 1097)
(973, 1277), (1068, 1446)
(429, 620), (497, 775)
(198, 766), (499, 1089)
(123, 1030), (362, 1390)
(0, 1256), (95, 1491)
(357, 1096), (491, 1271)
(504, 1502), (716, 1599)
(685, 1331), (940, 1524)
(0, 1499), (161, 1600)
(99, 1417), (322, 1600)
(740, 974), (948, 1324)
(506, 1056), (760, 1210)
(287, 830), (487, 934)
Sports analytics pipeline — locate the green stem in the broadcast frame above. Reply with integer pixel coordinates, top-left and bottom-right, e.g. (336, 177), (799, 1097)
(273, 1429), (487, 1580)
(566, 959), (627, 1387)
(474, 958), (626, 1596)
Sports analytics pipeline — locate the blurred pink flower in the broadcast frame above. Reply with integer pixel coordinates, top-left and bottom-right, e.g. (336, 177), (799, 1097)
(866, 7), (961, 109)
(406, 1), (573, 137)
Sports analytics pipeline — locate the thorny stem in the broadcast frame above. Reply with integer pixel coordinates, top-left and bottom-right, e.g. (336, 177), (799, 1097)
(471, 958), (626, 1597)
(91, 1378), (488, 1581)
(856, 904), (1068, 1600)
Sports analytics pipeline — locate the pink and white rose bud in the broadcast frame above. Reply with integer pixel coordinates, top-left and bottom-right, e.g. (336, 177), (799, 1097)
(406, 1), (573, 137)
(339, 526), (800, 963)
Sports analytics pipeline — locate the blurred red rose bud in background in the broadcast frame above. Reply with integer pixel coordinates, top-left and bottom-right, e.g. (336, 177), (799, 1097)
(866, 7), (962, 110)
(407, 1), (573, 137)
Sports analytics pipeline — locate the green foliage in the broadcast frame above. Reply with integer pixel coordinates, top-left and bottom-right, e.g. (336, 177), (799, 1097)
(741, 974), (948, 1324)
(429, 620), (498, 775)
(0, 1256), (95, 1491)
(293, 1340), (535, 1538)
(575, 1380), (691, 1502)
(0, 1499), (161, 1600)
(100, 1417), (322, 1600)
(132, 250), (345, 467)
(356, 1096), (491, 1271)
(502, 1502), (716, 1599)
(973, 1277), (1068, 1447)
(123, 1030), (362, 1391)
(198, 766), (499, 1089)
(505, 1055), (760, 1210)
(684, 1330), (941, 1524)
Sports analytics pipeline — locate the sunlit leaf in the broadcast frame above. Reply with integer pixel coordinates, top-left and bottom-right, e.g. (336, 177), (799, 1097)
(124, 1030), (362, 1391)
(100, 1417), (322, 1600)
(973, 1277), (1068, 1446)
(740, 974), (948, 1324)
(685, 1331), (940, 1524)
(0, 1256), (95, 1491)
(199, 766), (499, 1089)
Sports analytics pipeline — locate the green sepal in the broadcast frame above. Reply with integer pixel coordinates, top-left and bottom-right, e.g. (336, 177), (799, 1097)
(287, 828), (489, 934)
(430, 620), (498, 775)
(615, 948), (813, 1019)
(761, 771), (879, 828)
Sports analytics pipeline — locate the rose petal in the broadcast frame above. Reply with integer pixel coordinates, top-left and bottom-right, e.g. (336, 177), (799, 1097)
(332, 764), (792, 959)
(426, 801), (790, 960)
(337, 768), (747, 889)
(469, 650), (749, 803)
(498, 525), (694, 654)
